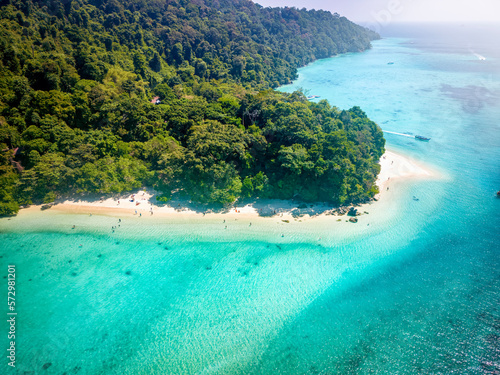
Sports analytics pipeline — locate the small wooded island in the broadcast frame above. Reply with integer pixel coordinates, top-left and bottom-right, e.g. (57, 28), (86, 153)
(0, 0), (384, 216)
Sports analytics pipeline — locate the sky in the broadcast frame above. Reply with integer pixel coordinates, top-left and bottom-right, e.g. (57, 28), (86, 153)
(254, 0), (500, 25)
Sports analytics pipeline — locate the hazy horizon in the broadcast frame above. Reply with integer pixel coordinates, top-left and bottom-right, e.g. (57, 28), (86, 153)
(255, 0), (500, 28)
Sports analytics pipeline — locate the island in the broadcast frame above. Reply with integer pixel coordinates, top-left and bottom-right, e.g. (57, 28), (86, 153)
(0, 0), (382, 216)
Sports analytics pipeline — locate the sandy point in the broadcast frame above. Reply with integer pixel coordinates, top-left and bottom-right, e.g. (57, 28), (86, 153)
(374, 149), (441, 200)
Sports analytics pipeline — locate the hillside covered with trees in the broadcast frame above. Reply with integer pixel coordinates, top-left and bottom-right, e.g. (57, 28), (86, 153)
(0, 0), (384, 215)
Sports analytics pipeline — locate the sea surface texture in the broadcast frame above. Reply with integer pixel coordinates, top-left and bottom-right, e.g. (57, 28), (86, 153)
(1, 24), (499, 374)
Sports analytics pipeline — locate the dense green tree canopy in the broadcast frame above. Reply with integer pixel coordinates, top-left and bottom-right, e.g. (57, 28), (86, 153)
(0, 0), (383, 215)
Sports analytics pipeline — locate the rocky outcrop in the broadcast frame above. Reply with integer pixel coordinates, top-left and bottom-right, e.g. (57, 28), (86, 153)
(348, 207), (358, 216)
(41, 203), (54, 210)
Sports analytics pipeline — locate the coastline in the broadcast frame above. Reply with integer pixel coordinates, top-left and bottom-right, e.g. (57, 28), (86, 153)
(10, 149), (440, 225)
(374, 150), (436, 200)
(2, 22), (497, 375)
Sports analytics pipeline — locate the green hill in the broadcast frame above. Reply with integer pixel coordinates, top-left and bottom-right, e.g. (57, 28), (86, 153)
(0, 0), (384, 215)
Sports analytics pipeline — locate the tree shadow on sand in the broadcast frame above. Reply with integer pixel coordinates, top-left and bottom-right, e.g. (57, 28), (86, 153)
(51, 188), (368, 218)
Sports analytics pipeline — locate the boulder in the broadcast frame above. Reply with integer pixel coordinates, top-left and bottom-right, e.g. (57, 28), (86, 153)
(348, 207), (358, 216)
(349, 217), (358, 223)
(41, 203), (54, 210)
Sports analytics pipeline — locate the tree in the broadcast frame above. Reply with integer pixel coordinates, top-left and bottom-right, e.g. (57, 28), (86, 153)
(149, 52), (162, 72)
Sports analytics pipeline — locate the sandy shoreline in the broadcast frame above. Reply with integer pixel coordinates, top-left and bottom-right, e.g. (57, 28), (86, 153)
(20, 149), (439, 223)
(374, 150), (436, 200)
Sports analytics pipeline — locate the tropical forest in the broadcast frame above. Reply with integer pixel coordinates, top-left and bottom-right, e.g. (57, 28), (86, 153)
(0, 0), (385, 215)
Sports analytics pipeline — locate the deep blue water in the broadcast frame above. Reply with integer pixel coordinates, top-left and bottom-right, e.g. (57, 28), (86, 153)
(1, 24), (499, 374)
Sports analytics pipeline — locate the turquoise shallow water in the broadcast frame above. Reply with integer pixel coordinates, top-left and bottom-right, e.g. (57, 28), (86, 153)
(1, 24), (500, 374)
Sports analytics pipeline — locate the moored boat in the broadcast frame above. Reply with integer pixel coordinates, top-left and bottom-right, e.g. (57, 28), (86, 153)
(415, 135), (431, 141)
(307, 95), (321, 100)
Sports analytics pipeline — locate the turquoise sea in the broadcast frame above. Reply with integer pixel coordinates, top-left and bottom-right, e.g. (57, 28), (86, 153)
(1, 24), (499, 374)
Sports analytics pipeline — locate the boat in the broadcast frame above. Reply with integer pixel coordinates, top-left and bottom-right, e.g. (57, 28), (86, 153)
(387, 62), (394, 65)
(413, 196), (419, 201)
(497, 190), (500, 197)
(307, 95), (320, 100)
(415, 135), (431, 141)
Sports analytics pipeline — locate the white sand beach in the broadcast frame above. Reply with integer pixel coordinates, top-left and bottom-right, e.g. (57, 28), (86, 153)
(374, 150), (436, 200)
(19, 149), (440, 224)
